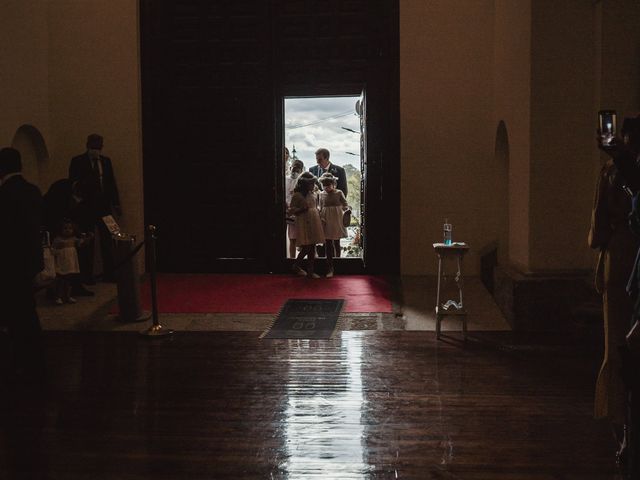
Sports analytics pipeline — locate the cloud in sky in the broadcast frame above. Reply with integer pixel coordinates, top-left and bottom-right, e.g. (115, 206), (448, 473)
(285, 96), (361, 168)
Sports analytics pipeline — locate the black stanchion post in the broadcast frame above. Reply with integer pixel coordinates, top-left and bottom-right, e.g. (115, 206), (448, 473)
(114, 232), (150, 323)
(140, 225), (173, 337)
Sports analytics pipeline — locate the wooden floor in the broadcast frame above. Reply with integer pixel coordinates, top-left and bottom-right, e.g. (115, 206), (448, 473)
(0, 330), (621, 479)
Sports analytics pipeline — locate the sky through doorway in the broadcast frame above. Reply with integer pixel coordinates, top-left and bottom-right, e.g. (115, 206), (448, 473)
(284, 96), (361, 169)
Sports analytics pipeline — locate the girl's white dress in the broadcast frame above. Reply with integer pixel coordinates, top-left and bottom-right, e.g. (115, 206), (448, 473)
(53, 237), (81, 276)
(290, 191), (325, 246)
(320, 189), (349, 240)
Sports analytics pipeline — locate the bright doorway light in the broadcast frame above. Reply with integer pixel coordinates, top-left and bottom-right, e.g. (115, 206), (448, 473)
(284, 96), (363, 259)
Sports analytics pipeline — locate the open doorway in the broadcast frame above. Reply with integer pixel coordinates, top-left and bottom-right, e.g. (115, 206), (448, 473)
(284, 95), (364, 262)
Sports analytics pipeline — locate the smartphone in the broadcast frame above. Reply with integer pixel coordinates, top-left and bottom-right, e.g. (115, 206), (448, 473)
(598, 110), (617, 146)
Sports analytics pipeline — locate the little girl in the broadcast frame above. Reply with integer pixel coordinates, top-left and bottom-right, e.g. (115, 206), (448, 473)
(319, 173), (349, 278)
(52, 219), (92, 304)
(286, 159), (304, 258)
(288, 171), (325, 278)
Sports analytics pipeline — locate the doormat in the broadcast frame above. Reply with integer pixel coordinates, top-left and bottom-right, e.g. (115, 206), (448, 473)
(261, 299), (344, 339)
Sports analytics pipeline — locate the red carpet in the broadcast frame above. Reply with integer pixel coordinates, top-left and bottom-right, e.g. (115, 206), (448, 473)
(124, 274), (393, 314)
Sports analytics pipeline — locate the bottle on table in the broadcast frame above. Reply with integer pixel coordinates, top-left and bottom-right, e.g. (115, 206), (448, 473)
(443, 219), (452, 245)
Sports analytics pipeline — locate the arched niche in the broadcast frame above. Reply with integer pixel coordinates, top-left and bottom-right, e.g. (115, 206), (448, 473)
(493, 120), (510, 266)
(11, 124), (49, 190)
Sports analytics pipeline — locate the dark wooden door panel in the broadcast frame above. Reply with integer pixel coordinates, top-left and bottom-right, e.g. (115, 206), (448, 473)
(142, 0), (274, 272)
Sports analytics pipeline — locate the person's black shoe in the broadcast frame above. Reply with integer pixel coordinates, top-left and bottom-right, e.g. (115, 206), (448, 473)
(71, 286), (95, 297)
(84, 278), (97, 286)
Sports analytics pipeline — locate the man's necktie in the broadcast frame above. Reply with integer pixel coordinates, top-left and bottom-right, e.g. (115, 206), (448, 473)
(92, 158), (103, 190)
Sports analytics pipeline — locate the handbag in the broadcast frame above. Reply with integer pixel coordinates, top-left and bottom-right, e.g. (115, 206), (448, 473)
(34, 231), (56, 287)
(342, 209), (352, 228)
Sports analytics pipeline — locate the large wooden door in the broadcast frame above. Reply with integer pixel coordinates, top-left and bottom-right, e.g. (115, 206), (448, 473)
(141, 1), (275, 272)
(141, 0), (399, 273)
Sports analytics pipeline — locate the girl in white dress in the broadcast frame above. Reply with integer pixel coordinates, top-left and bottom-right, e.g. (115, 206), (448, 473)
(319, 173), (349, 278)
(288, 172), (324, 278)
(53, 219), (92, 304)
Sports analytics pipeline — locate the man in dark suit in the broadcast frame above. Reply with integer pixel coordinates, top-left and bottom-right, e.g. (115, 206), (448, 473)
(0, 147), (45, 379)
(309, 148), (348, 197)
(309, 148), (348, 258)
(69, 134), (121, 282)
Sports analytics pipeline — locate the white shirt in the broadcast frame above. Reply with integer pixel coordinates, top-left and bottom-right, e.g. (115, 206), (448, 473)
(89, 153), (104, 190)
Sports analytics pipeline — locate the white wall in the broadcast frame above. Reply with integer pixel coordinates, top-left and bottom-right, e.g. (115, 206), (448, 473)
(493, 0), (531, 271)
(0, 0), (51, 189)
(47, 0), (144, 243)
(0, 0), (144, 256)
(401, 0), (497, 275)
(528, 0), (595, 272)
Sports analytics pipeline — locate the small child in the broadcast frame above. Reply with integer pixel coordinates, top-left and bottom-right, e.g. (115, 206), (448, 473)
(285, 159), (304, 258)
(52, 219), (92, 305)
(319, 173), (349, 278)
(288, 171), (325, 278)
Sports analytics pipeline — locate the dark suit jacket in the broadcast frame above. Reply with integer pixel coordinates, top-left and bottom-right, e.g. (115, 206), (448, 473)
(69, 152), (120, 216)
(0, 175), (44, 281)
(309, 163), (348, 197)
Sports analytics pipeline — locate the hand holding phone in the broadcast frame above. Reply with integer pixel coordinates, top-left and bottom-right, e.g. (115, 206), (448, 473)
(598, 110), (617, 147)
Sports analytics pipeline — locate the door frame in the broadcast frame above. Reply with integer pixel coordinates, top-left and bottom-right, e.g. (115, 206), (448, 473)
(140, 1), (400, 274)
(273, 83), (397, 275)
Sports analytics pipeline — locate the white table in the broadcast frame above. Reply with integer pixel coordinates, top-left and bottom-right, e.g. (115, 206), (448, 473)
(433, 243), (469, 340)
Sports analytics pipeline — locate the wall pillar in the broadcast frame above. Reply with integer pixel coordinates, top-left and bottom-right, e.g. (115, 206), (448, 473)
(492, 0), (640, 330)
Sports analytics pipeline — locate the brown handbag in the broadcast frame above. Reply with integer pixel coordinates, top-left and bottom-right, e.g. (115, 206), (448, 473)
(342, 209), (351, 228)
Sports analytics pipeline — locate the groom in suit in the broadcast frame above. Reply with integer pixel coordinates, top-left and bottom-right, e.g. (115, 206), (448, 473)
(69, 134), (121, 282)
(309, 148), (348, 197)
(0, 147), (45, 379)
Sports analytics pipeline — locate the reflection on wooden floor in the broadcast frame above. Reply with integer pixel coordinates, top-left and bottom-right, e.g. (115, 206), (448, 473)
(0, 331), (620, 479)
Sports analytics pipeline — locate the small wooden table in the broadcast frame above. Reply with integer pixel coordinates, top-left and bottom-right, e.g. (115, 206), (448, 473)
(433, 243), (469, 340)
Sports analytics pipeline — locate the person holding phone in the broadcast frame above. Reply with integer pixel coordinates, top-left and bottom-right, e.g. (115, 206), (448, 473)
(599, 110), (617, 147)
(594, 114), (640, 469)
